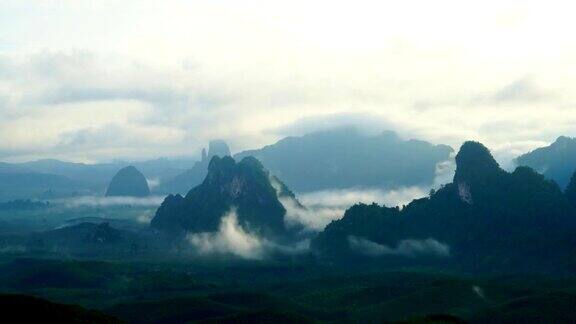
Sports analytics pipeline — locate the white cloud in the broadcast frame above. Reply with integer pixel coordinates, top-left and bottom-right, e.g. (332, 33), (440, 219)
(348, 236), (450, 258)
(188, 208), (267, 259)
(280, 196), (343, 232)
(55, 195), (165, 208)
(187, 207), (311, 259)
(271, 169), (447, 232)
(146, 177), (160, 190)
(137, 210), (155, 224)
(299, 187), (429, 210)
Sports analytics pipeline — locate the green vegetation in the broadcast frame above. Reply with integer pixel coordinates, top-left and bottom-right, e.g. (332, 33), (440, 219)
(0, 258), (575, 323)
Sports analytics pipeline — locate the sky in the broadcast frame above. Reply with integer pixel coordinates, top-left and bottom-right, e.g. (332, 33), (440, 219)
(1, 0), (576, 165)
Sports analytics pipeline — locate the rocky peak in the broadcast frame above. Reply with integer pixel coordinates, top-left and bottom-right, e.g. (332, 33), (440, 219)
(153, 155), (298, 237)
(452, 141), (502, 204)
(105, 166), (150, 197)
(454, 141), (500, 183)
(208, 140), (231, 158)
(551, 136), (576, 150)
(204, 156), (269, 198)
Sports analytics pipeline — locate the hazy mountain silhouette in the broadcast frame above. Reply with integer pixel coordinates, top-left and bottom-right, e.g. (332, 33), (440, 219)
(105, 166), (150, 197)
(235, 128), (453, 192)
(515, 136), (576, 188)
(0, 171), (87, 202)
(158, 140), (232, 194)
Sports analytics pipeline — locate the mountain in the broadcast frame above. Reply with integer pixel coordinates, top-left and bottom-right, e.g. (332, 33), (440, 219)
(313, 141), (576, 273)
(234, 128), (453, 192)
(0, 171), (88, 202)
(158, 140), (232, 194)
(151, 156), (302, 239)
(105, 166), (150, 197)
(18, 158), (191, 192)
(515, 136), (576, 188)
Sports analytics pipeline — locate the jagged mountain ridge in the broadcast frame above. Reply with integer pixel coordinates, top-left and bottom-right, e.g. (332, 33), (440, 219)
(313, 141), (576, 273)
(151, 156), (302, 238)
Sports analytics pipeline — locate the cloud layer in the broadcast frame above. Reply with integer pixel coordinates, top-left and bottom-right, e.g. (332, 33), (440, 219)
(2, 1), (576, 164)
(55, 195), (165, 208)
(348, 236), (450, 258)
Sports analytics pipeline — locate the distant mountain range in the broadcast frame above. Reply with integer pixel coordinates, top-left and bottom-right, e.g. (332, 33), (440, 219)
(0, 156), (195, 201)
(235, 128), (454, 192)
(4, 130), (576, 205)
(516, 136), (576, 189)
(0, 171), (88, 202)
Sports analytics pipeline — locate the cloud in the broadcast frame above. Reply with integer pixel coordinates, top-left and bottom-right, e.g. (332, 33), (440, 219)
(271, 157), (455, 232)
(268, 175), (341, 231)
(187, 207), (311, 259)
(3, 1), (576, 164)
(270, 170), (442, 231)
(489, 78), (552, 104)
(348, 236), (450, 258)
(146, 177), (161, 189)
(299, 186), (428, 210)
(137, 210), (155, 224)
(188, 208), (267, 259)
(433, 158), (456, 188)
(54, 195), (165, 208)
(272, 113), (400, 138)
(279, 186), (430, 232)
(280, 196), (343, 231)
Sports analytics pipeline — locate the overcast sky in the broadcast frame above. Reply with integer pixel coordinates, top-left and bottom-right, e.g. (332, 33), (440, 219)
(1, 0), (575, 165)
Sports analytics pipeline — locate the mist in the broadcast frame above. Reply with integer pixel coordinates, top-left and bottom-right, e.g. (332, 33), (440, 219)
(53, 195), (166, 208)
(187, 207), (311, 259)
(188, 209), (267, 259)
(348, 236), (450, 258)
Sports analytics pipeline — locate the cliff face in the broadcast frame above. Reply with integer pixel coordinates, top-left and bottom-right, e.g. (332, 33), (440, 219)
(105, 166), (150, 197)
